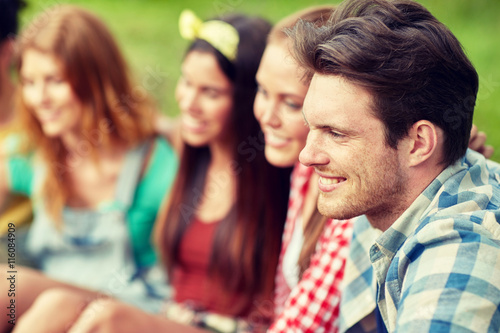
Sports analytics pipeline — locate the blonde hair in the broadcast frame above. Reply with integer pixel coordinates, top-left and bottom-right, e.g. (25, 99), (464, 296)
(269, 5), (336, 276)
(268, 5), (335, 45)
(15, 5), (155, 221)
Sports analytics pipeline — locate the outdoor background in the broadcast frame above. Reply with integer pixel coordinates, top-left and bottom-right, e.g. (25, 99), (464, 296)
(19, 0), (500, 162)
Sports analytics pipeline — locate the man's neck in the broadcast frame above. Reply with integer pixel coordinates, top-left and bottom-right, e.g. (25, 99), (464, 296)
(366, 195), (416, 232)
(368, 164), (446, 232)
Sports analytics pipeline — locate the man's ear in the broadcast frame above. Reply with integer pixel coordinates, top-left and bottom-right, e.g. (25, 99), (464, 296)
(405, 120), (440, 167)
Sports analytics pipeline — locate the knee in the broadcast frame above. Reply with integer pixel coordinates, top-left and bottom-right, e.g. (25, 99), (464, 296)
(31, 288), (88, 312)
(14, 288), (88, 333)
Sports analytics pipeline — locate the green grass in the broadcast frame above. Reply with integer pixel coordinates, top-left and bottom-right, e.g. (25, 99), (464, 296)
(20, 0), (500, 161)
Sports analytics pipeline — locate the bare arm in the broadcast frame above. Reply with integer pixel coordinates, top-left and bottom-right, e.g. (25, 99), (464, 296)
(12, 288), (209, 333)
(1, 265), (102, 333)
(69, 299), (211, 333)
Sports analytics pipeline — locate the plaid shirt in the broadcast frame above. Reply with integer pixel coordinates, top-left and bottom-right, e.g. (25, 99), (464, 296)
(340, 150), (500, 333)
(270, 163), (353, 333)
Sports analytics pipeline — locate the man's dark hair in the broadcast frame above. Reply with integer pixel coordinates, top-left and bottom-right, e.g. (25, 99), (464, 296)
(0, 0), (25, 42)
(290, 0), (478, 166)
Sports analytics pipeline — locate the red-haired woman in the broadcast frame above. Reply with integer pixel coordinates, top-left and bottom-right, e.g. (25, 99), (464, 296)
(0, 5), (177, 328)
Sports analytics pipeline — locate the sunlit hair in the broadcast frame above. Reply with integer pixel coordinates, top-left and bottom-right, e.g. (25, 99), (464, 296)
(268, 5), (334, 45)
(156, 13), (291, 314)
(290, 0), (478, 166)
(15, 5), (155, 221)
(268, 5), (336, 277)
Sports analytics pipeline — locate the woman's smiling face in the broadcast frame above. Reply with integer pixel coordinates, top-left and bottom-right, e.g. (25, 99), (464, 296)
(254, 42), (309, 168)
(176, 50), (234, 148)
(20, 49), (83, 139)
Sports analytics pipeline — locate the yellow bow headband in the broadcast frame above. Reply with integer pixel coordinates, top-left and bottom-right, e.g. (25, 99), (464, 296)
(179, 9), (239, 61)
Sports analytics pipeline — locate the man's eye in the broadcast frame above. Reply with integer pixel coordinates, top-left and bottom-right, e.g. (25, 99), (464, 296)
(329, 131), (345, 138)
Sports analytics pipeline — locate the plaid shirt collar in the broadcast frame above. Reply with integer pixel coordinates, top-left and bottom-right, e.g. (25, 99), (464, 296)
(372, 155), (467, 283)
(341, 149), (500, 332)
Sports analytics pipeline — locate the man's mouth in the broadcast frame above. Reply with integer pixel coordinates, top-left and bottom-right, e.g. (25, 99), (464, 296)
(317, 175), (347, 192)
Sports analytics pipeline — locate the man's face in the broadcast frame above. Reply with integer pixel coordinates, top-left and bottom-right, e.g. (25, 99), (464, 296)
(299, 74), (408, 225)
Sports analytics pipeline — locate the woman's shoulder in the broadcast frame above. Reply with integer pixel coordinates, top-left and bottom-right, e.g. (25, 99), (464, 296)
(147, 136), (178, 169)
(153, 114), (182, 154)
(134, 136), (178, 195)
(126, 136), (177, 167)
(152, 135), (177, 156)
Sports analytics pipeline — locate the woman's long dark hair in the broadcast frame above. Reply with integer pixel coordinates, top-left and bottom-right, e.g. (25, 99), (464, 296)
(156, 14), (292, 310)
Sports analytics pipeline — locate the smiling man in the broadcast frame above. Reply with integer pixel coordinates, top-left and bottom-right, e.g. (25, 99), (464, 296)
(290, 0), (500, 332)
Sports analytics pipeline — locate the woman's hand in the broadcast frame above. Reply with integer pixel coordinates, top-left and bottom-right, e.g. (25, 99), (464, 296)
(469, 124), (494, 159)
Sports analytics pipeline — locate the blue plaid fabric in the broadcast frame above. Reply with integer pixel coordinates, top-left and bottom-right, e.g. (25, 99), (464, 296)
(340, 149), (500, 333)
